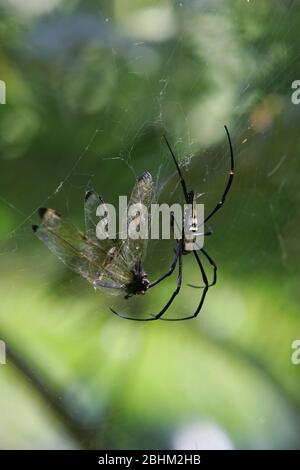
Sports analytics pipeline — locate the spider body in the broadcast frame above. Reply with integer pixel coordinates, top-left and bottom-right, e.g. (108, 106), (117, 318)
(183, 190), (199, 253)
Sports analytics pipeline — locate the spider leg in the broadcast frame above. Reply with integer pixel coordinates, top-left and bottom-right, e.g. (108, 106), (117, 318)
(159, 250), (209, 321)
(148, 232), (180, 289)
(187, 248), (217, 288)
(194, 228), (213, 237)
(148, 250), (179, 288)
(110, 242), (183, 321)
(163, 135), (189, 203)
(204, 125), (234, 224)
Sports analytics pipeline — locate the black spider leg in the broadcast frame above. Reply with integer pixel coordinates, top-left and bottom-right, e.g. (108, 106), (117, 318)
(187, 125), (234, 288)
(204, 125), (234, 224)
(187, 248), (217, 288)
(159, 250), (209, 321)
(110, 240), (183, 322)
(147, 211), (180, 289)
(163, 135), (189, 201)
(163, 134), (217, 317)
(134, 214), (181, 311)
(148, 245), (179, 289)
(164, 135), (213, 290)
(164, 134), (211, 233)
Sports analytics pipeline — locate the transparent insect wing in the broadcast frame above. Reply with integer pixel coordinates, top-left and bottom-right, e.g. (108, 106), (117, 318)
(33, 208), (132, 287)
(121, 171), (153, 266)
(84, 190), (116, 249)
(83, 190), (132, 284)
(84, 189), (104, 243)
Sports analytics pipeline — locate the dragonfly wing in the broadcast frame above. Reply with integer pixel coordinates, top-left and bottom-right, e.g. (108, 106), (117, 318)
(33, 208), (132, 286)
(84, 190), (117, 249)
(121, 171), (153, 266)
(84, 190), (103, 242)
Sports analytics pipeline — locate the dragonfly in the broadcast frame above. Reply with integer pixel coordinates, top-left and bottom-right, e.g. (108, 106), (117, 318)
(33, 171), (180, 320)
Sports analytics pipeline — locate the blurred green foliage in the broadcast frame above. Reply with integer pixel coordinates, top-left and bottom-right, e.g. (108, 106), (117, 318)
(0, 0), (300, 450)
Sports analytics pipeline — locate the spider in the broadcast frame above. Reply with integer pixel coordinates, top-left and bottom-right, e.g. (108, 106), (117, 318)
(111, 125), (234, 321)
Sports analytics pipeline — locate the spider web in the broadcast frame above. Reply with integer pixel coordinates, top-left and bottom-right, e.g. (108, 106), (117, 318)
(0, 1), (297, 312)
(0, 0), (300, 450)
(1, 2), (297, 312)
